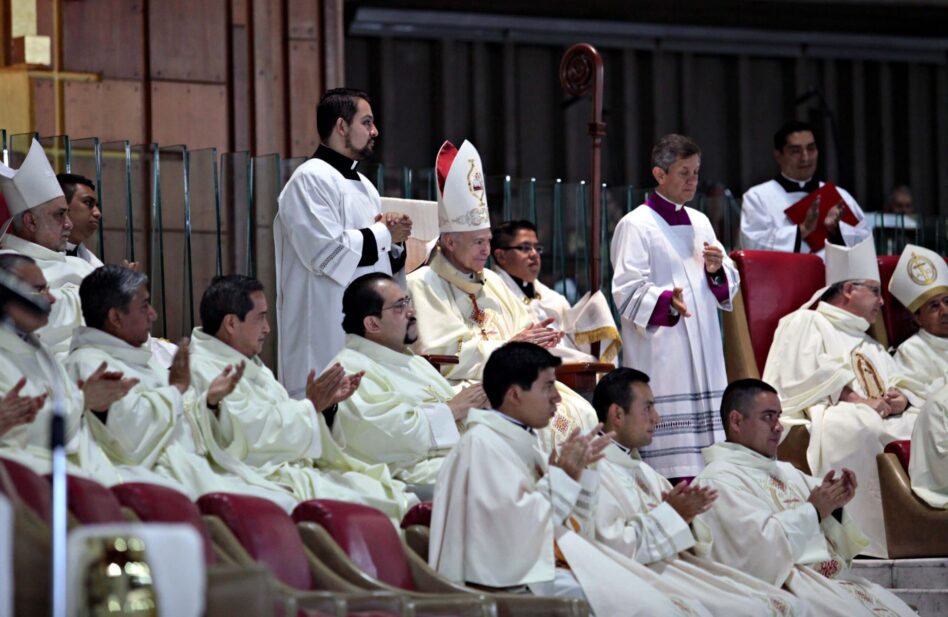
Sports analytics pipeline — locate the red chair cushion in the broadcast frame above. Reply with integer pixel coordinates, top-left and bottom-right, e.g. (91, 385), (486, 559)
(45, 474), (124, 524)
(112, 483), (217, 566)
(884, 440), (911, 473)
(731, 250), (825, 374)
(0, 457), (52, 524)
(293, 499), (415, 591)
(198, 493), (313, 590)
(877, 256), (918, 349)
(399, 501), (432, 529)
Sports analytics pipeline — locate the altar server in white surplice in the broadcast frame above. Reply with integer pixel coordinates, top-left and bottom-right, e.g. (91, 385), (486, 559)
(592, 368), (810, 617)
(889, 243), (948, 401)
(57, 173), (104, 269)
(0, 254), (135, 484)
(764, 238), (918, 557)
(610, 134), (739, 479)
(330, 273), (487, 485)
(189, 275), (417, 522)
(275, 88), (412, 397)
(408, 140), (598, 455)
(429, 342), (709, 617)
(64, 265), (298, 510)
(0, 139), (94, 355)
(693, 379), (915, 617)
(491, 219), (621, 363)
(740, 120), (871, 257)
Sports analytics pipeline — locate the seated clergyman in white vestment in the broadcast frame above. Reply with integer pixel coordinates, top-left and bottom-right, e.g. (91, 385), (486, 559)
(330, 272), (486, 485)
(611, 134), (740, 480)
(0, 254), (137, 484)
(740, 120), (871, 258)
(407, 140), (598, 455)
(63, 265), (298, 510)
(429, 342), (712, 617)
(188, 274), (417, 521)
(693, 379), (915, 617)
(490, 219), (621, 363)
(764, 238), (919, 557)
(0, 139), (95, 356)
(592, 368), (810, 616)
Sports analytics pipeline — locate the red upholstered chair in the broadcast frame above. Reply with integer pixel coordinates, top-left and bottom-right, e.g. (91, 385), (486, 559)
(294, 499), (589, 617)
(46, 474), (125, 524)
(197, 492), (409, 617)
(400, 501), (432, 529)
(877, 255), (919, 349)
(0, 457), (52, 525)
(0, 458), (52, 617)
(877, 440), (948, 558)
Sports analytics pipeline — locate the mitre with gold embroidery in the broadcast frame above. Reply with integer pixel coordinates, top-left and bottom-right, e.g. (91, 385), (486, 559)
(435, 139), (490, 233)
(888, 243), (948, 313)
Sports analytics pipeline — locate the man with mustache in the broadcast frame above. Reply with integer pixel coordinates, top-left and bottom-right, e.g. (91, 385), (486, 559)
(0, 139), (96, 355)
(764, 238), (918, 556)
(329, 272), (487, 485)
(58, 173), (103, 268)
(275, 88), (412, 399)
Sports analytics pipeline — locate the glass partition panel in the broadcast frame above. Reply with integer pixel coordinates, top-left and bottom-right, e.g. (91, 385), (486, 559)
(0, 129), (6, 164)
(8, 131), (38, 167)
(67, 138), (104, 261)
(100, 141), (135, 264)
(220, 151), (252, 275)
(37, 134), (69, 173)
(252, 153), (281, 368)
(360, 162), (386, 195)
(404, 166), (436, 201)
(156, 146), (190, 341)
(128, 144), (163, 335)
(281, 156), (306, 186)
(187, 148), (221, 332)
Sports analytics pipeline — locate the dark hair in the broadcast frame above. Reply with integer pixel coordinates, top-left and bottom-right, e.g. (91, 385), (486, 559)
(490, 220), (538, 254)
(773, 120), (816, 151)
(316, 88), (371, 142)
(200, 275), (265, 336)
(651, 134), (701, 172)
(0, 253), (37, 273)
(719, 378), (778, 435)
(56, 173), (95, 205)
(342, 272), (391, 335)
(592, 367), (651, 424)
(483, 342), (562, 408)
(820, 281), (846, 303)
(79, 265), (148, 329)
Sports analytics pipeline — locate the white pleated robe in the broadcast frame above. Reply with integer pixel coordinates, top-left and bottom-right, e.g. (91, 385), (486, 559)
(894, 329), (948, 402)
(764, 302), (919, 557)
(693, 442), (915, 617)
(331, 333), (461, 485)
(595, 442), (810, 616)
(908, 379), (948, 508)
(429, 408), (710, 617)
(611, 204), (739, 478)
(407, 250), (599, 455)
(188, 328), (416, 521)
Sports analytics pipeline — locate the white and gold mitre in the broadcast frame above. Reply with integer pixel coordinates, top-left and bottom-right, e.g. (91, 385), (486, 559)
(888, 243), (948, 312)
(0, 138), (64, 218)
(435, 139), (490, 233)
(826, 237), (879, 285)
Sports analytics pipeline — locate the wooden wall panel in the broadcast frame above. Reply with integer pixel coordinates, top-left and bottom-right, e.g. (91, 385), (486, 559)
(289, 40), (320, 157)
(62, 0), (145, 79)
(252, 0), (287, 156)
(288, 0), (320, 39)
(64, 80), (145, 143)
(150, 82), (229, 154)
(148, 0), (228, 82)
(31, 79), (55, 136)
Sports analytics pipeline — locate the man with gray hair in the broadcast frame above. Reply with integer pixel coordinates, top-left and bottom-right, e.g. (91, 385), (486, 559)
(610, 134), (740, 480)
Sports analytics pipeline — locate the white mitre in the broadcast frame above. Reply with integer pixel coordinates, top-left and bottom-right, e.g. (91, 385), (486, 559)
(0, 139), (64, 236)
(826, 237), (880, 285)
(435, 139), (490, 233)
(888, 243), (948, 313)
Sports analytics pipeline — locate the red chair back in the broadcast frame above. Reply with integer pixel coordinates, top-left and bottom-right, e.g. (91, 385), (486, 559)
(731, 250), (826, 374)
(878, 256), (918, 349)
(198, 493), (313, 590)
(112, 483), (217, 565)
(399, 502), (432, 529)
(884, 440), (912, 473)
(293, 499), (415, 591)
(48, 474), (125, 524)
(0, 457), (52, 524)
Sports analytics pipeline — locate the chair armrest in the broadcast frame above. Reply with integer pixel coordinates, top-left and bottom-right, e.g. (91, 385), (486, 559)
(877, 452), (948, 558)
(403, 525), (429, 561)
(297, 522), (391, 590)
(206, 563), (277, 617)
(777, 425), (811, 475)
(722, 289), (760, 381)
(421, 354), (461, 373)
(555, 362), (614, 396)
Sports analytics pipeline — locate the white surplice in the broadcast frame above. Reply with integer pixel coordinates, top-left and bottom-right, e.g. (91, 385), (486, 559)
(894, 329), (948, 401)
(429, 408), (709, 617)
(740, 179), (871, 257)
(63, 327), (298, 510)
(188, 327), (416, 521)
(407, 250), (599, 455)
(274, 154), (403, 397)
(763, 302), (919, 557)
(610, 204), (739, 478)
(693, 442), (915, 617)
(65, 241), (104, 269)
(908, 378), (948, 508)
(0, 234), (94, 355)
(596, 442), (809, 616)
(330, 333), (461, 485)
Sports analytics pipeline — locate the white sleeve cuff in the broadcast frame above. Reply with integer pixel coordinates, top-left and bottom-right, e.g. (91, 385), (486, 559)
(421, 403), (460, 449)
(369, 220), (393, 253)
(649, 501), (697, 554)
(548, 466), (583, 524)
(302, 400), (323, 459)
